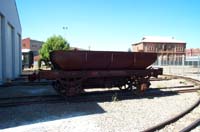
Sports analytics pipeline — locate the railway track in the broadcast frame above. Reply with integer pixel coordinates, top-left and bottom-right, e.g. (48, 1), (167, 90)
(0, 85), (199, 107)
(0, 81), (51, 87)
(0, 90), (158, 107)
(180, 118), (200, 132)
(142, 75), (200, 132)
(0, 77), (170, 87)
(1, 75), (198, 108)
(0, 74), (199, 107)
(143, 98), (200, 132)
(154, 87), (200, 93)
(0, 95), (64, 107)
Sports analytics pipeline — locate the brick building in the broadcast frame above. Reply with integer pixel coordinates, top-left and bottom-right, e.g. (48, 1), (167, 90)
(186, 48), (200, 56)
(132, 36), (186, 65)
(184, 48), (200, 66)
(22, 38), (43, 68)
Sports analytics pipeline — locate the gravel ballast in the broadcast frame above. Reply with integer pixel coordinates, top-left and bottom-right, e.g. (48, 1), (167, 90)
(0, 92), (199, 132)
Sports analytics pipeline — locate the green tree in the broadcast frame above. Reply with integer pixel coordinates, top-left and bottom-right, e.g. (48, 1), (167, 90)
(39, 35), (70, 68)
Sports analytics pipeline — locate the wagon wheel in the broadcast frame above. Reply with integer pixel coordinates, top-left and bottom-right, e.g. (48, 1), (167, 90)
(135, 80), (150, 92)
(131, 76), (150, 93)
(53, 80), (67, 97)
(137, 82), (150, 92)
(65, 78), (83, 96)
(53, 77), (84, 97)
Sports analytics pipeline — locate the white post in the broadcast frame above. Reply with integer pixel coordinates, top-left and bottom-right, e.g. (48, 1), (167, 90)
(182, 55), (185, 76)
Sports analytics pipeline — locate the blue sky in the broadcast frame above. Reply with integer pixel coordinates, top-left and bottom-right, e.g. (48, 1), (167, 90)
(16, 0), (200, 51)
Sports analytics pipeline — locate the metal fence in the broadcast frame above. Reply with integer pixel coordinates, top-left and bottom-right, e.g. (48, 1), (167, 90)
(153, 55), (200, 79)
(153, 55), (200, 67)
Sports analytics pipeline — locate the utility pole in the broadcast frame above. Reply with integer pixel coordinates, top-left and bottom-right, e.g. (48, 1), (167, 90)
(88, 45), (91, 51)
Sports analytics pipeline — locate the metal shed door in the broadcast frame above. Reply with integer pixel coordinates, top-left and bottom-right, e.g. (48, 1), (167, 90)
(5, 24), (14, 80)
(0, 16), (2, 83)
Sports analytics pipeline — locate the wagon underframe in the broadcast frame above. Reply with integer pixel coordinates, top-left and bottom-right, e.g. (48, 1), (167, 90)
(30, 68), (163, 96)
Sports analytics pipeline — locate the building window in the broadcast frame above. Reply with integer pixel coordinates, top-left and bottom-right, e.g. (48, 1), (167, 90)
(163, 45), (167, 51)
(151, 46), (154, 51)
(178, 47), (180, 51)
(33, 51), (38, 56)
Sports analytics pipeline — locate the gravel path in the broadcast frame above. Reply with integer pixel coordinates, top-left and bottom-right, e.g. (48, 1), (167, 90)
(0, 92), (199, 132)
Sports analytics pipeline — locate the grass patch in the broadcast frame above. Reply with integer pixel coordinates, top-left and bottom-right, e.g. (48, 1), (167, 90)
(156, 84), (165, 88)
(112, 93), (118, 102)
(179, 80), (187, 85)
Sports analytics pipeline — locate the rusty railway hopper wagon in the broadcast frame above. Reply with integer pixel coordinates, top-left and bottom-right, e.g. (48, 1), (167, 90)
(29, 50), (163, 97)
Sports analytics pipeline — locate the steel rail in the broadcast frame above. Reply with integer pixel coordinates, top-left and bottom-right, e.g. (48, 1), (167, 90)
(148, 87), (200, 94)
(142, 74), (200, 132)
(0, 95), (64, 107)
(175, 88), (200, 93)
(0, 89), (178, 107)
(0, 84), (198, 107)
(155, 85), (194, 89)
(0, 81), (51, 87)
(150, 78), (172, 81)
(142, 98), (200, 132)
(179, 118), (200, 132)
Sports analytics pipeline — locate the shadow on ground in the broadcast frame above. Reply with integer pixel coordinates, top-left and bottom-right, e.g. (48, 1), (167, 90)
(0, 86), (179, 130)
(67, 88), (179, 102)
(0, 102), (105, 129)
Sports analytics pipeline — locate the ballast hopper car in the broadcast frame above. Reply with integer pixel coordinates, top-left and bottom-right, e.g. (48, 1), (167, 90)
(29, 50), (163, 97)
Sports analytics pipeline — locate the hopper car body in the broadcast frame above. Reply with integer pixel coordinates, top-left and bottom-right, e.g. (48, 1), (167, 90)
(29, 50), (163, 97)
